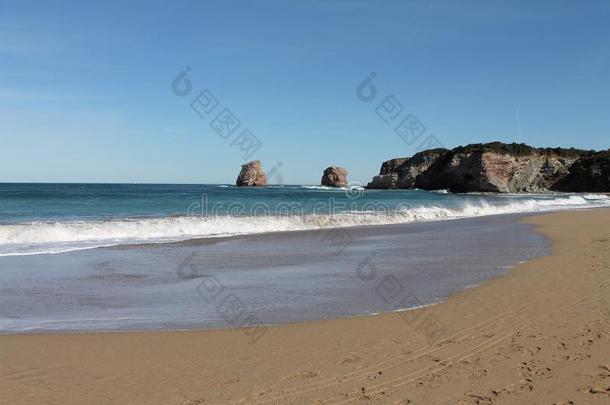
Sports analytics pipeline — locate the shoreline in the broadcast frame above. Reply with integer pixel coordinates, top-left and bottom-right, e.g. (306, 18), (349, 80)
(1, 190), (608, 258)
(1, 208), (609, 404)
(0, 213), (548, 334)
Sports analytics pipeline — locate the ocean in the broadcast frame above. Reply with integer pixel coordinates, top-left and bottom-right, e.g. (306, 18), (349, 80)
(0, 183), (608, 333)
(0, 183), (608, 257)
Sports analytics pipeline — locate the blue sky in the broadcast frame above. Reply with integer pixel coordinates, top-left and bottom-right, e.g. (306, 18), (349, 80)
(1, 0), (609, 184)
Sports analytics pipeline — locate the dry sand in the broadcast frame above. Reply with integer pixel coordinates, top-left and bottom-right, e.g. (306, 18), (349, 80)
(1, 209), (609, 404)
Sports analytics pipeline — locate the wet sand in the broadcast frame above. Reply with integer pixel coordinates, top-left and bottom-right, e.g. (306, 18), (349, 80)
(1, 209), (609, 404)
(0, 215), (547, 333)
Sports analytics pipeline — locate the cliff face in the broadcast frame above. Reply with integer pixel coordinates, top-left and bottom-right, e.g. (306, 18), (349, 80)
(367, 172), (399, 189)
(368, 142), (603, 193)
(367, 149), (448, 189)
(553, 150), (610, 192)
(415, 144), (589, 193)
(397, 149), (449, 189)
(380, 158), (408, 175)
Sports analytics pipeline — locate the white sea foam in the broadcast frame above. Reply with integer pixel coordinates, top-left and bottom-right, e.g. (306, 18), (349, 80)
(299, 184), (364, 190)
(300, 185), (345, 190)
(583, 194), (609, 200)
(0, 194), (608, 256)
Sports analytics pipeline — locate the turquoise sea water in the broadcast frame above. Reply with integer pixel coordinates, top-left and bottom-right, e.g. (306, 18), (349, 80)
(0, 183), (608, 256)
(1, 183), (606, 333)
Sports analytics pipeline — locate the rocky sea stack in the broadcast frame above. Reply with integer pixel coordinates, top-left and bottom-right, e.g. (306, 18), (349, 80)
(321, 166), (348, 187)
(236, 160), (267, 187)
(367, 142), (609, 193)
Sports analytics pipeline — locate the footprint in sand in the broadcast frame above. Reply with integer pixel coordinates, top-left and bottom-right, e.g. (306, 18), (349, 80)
(207, 377), (240, 388)
(586, 384), (610, 395)
(184, 400), (205, 405)
(340, 356), (361, 364)
(566, 353), (591, 361)
(286, 370), (318, 380)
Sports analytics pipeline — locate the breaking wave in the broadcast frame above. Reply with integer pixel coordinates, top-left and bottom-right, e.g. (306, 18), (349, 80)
(299, 185), (364, 191)
(0, 193), (608, 256)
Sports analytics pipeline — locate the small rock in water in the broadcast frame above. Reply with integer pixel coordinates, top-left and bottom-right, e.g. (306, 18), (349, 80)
(321, 166), (348, 187)
(236, 160), (267, 187)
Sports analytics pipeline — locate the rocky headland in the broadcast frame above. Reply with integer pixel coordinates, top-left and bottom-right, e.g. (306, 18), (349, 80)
(367, 142), (609, 193)
(553, 150), (610, 192)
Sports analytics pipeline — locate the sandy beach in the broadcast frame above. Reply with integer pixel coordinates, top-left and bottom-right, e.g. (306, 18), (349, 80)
(4, 1), (610, 403)
(1, 208), (609, 404)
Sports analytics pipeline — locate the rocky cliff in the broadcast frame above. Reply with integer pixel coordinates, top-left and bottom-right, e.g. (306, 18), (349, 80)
(553, 150), (610, 192)
(367, 149), (448, 189)
(367, 142), (605, 193)
(321, 166), (348, 187)
(236, 160), (267, 186)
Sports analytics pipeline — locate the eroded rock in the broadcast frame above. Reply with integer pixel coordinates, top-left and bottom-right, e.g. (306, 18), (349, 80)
(321, 166), (348, 187)
(236, 160), (267, 187)
(367, 142), (604, 193)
